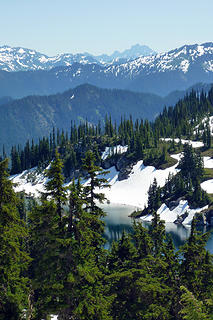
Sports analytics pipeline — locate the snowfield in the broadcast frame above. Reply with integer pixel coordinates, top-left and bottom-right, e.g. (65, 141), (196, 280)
(100, 158), (179, 208)
(201, 156), (213, 195)
(10, 155), (179, 208)
(10, 166), (49, 197)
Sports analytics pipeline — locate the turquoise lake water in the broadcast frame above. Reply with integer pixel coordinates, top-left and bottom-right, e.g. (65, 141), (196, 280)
(102, 203), (213, 253)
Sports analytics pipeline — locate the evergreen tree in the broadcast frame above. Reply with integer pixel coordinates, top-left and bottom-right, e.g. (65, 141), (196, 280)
(58, 173), (112, 319)
(29, 151), (67, 318)
(82, 150), (109, 250)
(147, 178), (161, 213)
(0, 159), (30, 319)
(179, 218), (213, 300)
(44, 149), (67, 222)
(179, 286), (211, 320)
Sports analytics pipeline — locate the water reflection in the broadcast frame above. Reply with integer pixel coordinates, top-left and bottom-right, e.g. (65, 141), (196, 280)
(102, 203), (213, 253)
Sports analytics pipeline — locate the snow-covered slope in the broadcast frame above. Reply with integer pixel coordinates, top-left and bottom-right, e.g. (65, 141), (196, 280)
(10, 157), (178, 207)
(100, 159), (179, 208)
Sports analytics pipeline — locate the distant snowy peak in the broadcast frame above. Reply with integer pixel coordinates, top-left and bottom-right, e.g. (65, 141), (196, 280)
(0, 46), (99, 72)
(109, 42), (213, 76)
(0, 44), (156, 72)
(96, 44), (156, 63)
(1, 42), (213, 95)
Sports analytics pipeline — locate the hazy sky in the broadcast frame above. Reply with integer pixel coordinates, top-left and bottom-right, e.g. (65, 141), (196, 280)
(1, 0), (212, 56)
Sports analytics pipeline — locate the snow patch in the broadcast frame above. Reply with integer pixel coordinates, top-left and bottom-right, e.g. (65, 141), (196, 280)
(101, 145), (128, 160)
(161, 138), (204, 148)
(204, 156), (213, 168)
(141, 200), (208, 224)
(201, 179), (213, 194)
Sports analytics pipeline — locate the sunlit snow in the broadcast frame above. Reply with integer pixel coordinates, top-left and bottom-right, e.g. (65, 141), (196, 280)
(141, 200), (208, 224)
(101, 145), (128, 160)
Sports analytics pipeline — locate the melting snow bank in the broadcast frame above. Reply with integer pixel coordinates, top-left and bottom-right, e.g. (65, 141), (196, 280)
(10, 157), (179, 208)
(141, 200), (208, 225)
(101, 159), (179, 208)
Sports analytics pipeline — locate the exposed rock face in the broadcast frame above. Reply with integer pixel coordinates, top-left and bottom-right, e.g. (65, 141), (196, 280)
(164, 197), (184, 211)
(118, 165), (134, 181)
(167, 197), (184, 211)
(195, 207), (213, 226)
(174, 211), (189, 224)
(115, 156), (136, 181)
(102, 153), (136, 181)
(102, 157), (117, 169)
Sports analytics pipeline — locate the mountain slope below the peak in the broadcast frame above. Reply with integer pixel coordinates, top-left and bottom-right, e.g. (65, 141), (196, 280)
(0, 84), (165, 151)
(1, 82), (212, 153)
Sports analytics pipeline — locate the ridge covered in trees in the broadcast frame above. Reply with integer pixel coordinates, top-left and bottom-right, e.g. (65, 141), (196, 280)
(7, 86), (213, 179)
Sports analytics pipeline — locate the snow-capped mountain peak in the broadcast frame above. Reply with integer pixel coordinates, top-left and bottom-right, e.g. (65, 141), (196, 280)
(0, 44), (156, 72)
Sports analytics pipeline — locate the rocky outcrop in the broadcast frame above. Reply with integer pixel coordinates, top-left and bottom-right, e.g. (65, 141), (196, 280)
(118, 164), (134, 181)
(102, 157), (117, 169)
(195, 206), (213, 226)
(102, 153), (136, 181)
(165, 197), (185, 211)
(174, 211), (189, 224)
(116, 156), (136, 181)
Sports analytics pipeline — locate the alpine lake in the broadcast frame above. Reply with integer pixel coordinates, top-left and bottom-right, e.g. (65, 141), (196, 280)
(102, 203), (213, 253)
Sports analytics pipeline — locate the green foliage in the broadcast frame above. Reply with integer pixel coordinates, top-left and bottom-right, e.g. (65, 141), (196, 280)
(44, 149), (67, 221)
(180, 218), (213, 299)
(179, 286), (211, 320)
(0, 159), (30, 319)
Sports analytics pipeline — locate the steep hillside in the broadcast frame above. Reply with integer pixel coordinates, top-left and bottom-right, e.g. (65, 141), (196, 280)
(1, 82), (213, 153)
(0, 84), (164, 151)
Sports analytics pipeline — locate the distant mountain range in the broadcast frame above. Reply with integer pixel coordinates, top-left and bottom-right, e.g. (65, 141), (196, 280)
(0, 82), (212, 153)
(0, 42), (212, 97)
(0, 44), (156, 72)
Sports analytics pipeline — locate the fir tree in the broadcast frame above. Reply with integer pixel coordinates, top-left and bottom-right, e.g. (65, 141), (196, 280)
(0, 159), (30, 319)
(44, 149), (67, 222)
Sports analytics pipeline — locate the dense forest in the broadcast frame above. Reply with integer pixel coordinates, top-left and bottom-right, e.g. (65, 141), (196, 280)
(1, 87), (213, 319)
(0, 150), (213, 319)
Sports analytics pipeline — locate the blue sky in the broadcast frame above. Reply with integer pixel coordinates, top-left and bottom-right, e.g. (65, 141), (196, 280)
(1, 0), (213, 56)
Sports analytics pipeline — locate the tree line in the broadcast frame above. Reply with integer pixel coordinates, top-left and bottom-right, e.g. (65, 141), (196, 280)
(6, 87), (213, 177)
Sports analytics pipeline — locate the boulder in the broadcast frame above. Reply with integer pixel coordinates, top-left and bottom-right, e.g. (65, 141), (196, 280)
(174, 211), (189, 224)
